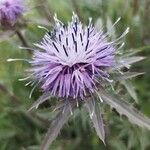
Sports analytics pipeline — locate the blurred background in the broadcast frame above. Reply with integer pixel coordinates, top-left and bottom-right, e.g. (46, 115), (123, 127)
(0, 0), (150, 149)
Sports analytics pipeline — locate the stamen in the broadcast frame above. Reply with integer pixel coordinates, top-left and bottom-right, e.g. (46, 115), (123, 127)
(19, 46), (35, 51)
(80, 33), (83, 42)
(76, 98), (79, 107)
(74, 21), (78, 35)
(116, 42), (125, 52)
(52, 42), (59, 52)
(74, 41), (77, 52)
(85, 40), (89, 51)
(29, 82), (39, 99)
(95, 90), (103, 102)
(37, 25), (49, 32)
(73, 27), (77, 35)
(88, 17), (92, 27)
(112, 27), (130, 43)
(18, 76), (31, 81)
(25, 81), (33, 86)
(63, 45), (68, 56)
(75, 21), (77, 30)
(63, 25), (66, 29)
(48, 31), (51, 36)
(7, 58), (29, 62)
(59, 34), (61, 42)
(66, 38), (68, 46)
(106, 17), (121, 34)
(72, 33), (75, 42)
(118, 27), (130, 40)
(87, 28), (90, 38)
(96, 46), (108, 54)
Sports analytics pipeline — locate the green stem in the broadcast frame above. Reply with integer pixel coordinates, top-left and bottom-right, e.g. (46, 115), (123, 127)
(15, 30), (32, 54)
(37, 0), (54, 23)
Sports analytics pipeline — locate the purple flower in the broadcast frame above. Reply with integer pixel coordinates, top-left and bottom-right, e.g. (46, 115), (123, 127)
(0, 0), (24, 26)
(30, 14), (115, 99)
(15, 14), (150, 149)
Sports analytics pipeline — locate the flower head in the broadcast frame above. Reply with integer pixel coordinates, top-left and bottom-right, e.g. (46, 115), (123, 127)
(16, 14), (150, 149)
(30, 14), (116, 99)
(0, 0), (24, 26)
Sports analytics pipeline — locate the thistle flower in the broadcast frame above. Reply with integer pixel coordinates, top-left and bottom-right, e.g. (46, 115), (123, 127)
(0, 0), (24, 27)
(31, 14), (116, 99)
(11, 14), (150, 150)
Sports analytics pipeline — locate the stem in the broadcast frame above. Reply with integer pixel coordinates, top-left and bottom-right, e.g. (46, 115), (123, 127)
(15, 30), (32, 54)
(142, 0), (150, 45)
(37, 0), (54, 23)
(133, 0), (139, 15)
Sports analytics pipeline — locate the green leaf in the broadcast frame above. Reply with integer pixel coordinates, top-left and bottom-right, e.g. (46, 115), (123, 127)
(121, 80), (138, 103)
(28, 93), (52, 111)
(114, 72), (144, 81)
(98, 87), (150, 130)
(40, 100), (76, 150)
(112, 56), (145, 70)
(85, 98), (105, 144)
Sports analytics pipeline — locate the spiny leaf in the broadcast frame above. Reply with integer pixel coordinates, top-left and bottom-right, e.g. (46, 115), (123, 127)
(121, 80), (138, 103)
(114, 72), (144, 81)
(98, 87), (150, 130)
(113, 72), (144, 103)
(85, 98), (105, 143)
(40, 100), (76, 150)
(121, 48), (143, 57)
(112, 56), (145, 70)
(28, 92), (51, 111)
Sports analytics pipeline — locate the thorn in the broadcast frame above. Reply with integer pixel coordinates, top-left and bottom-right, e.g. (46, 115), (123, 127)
(37, 25), (49, 32)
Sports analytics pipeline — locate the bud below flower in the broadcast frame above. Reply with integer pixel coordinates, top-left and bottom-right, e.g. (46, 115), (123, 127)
(0, 0), (25, 29)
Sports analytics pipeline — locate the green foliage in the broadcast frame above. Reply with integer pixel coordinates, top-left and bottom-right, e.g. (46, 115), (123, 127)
(0, 0), (150, 149)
